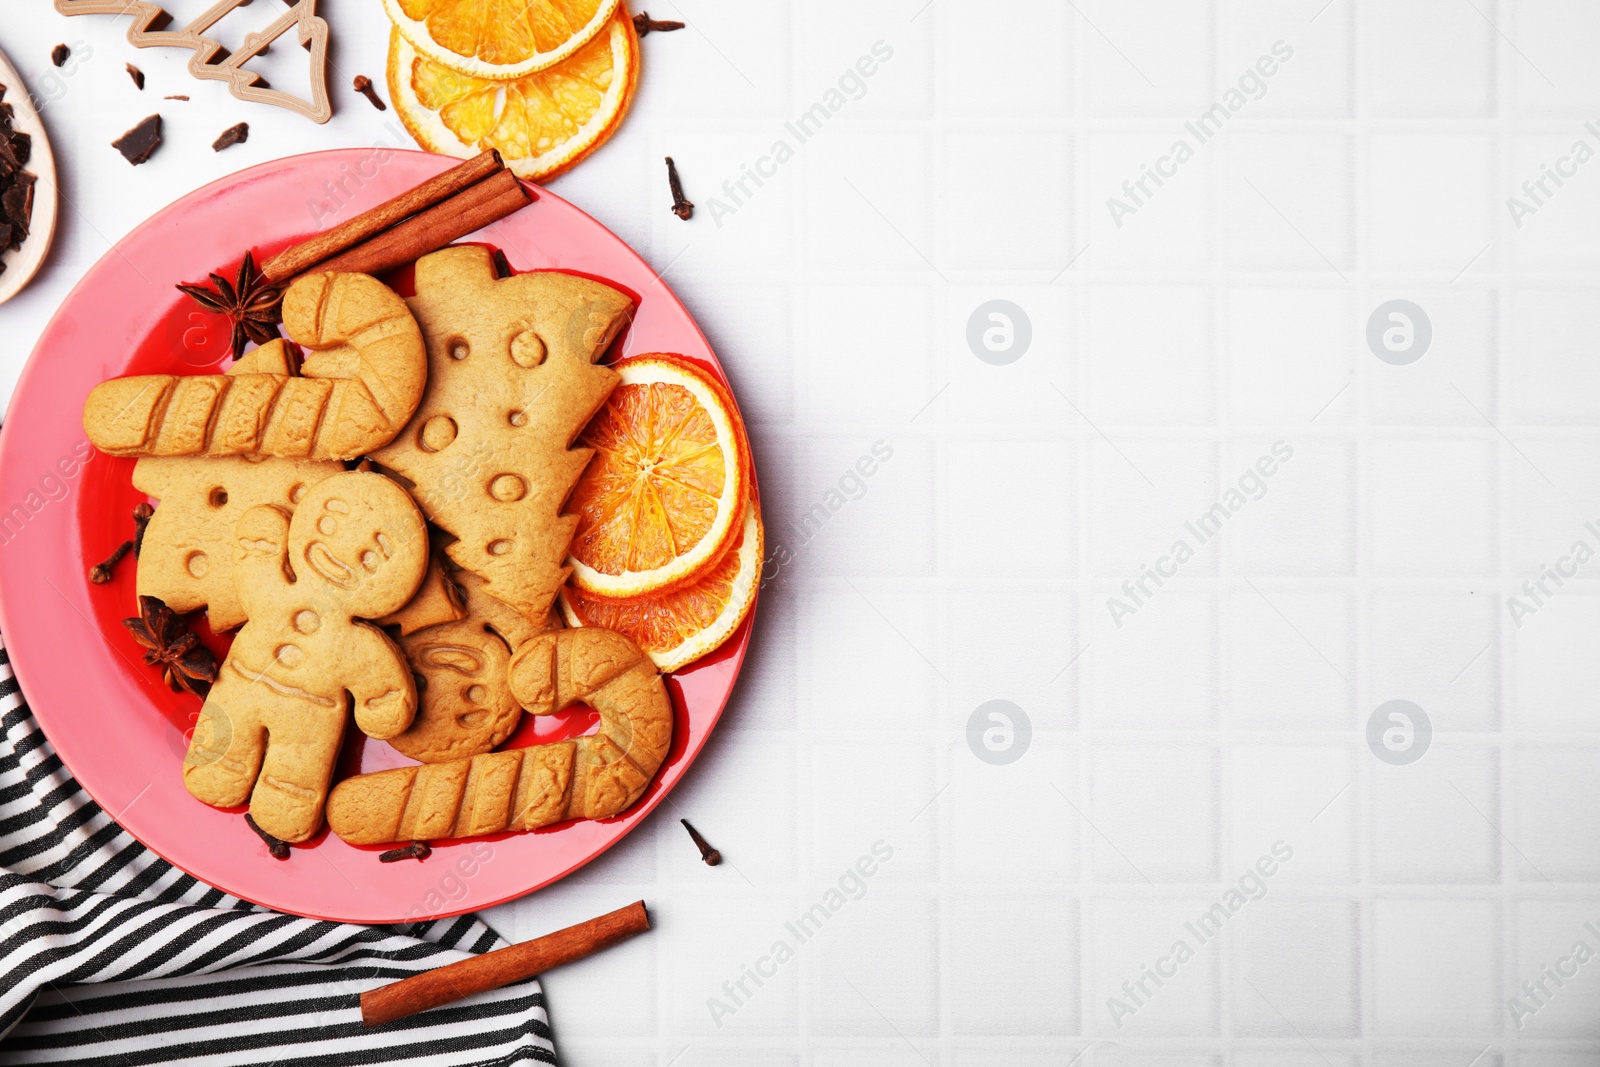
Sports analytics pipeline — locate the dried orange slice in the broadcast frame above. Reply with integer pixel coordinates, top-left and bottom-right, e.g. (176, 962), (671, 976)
(388, 13), (637, 182)
(384, 0), (620, 80)
(567, 355), (751, 600)
(561, 502), (762, 672)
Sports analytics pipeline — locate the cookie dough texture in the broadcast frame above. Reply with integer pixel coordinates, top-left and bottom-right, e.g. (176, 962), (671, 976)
(388, 571), (546, 764)
(84, 272), (427, 460)
(377, 555), (467, 635)
(326, 625), (671, 844)
(182, 471), (428, 843)
(134, 345), (344, 632)
(370, 245), (633, 623)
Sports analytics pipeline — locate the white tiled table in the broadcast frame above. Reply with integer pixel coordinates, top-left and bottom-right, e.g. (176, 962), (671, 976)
(6, 1), (1600, 1063)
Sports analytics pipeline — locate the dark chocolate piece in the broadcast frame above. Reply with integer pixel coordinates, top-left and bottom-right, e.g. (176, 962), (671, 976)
(126, 63), (145, 90)
(112, 115), (162, 165)
(0, 77), (33, 258)
(51, 45), (69, 68)
(3, 175), (34, 238)
(212, 122), (249, 152)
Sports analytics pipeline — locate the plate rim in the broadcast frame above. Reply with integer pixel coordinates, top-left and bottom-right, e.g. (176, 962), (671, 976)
(0, 148), (756, 922)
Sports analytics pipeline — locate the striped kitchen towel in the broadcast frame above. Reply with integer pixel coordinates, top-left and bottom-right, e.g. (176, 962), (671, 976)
(0, 634), (558, 1066)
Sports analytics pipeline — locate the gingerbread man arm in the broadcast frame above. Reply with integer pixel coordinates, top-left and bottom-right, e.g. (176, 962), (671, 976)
(348, 624), (417, 741)
(232, 504), (294, 620)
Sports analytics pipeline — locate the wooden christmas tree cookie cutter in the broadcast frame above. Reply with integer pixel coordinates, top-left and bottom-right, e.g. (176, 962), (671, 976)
(54, 0), (332, 124)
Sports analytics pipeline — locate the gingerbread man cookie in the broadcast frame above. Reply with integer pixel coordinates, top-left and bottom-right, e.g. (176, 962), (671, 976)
(182, 470), (428, 843)
(389, 570), (548, 764)
(133, 344), (345, 632)
(377, 555), (467, 636)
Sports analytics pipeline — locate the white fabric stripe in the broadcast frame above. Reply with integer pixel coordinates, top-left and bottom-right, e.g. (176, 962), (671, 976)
(4, 1028), (556, 1067)
(14, 973), (548, 1042)
(0, 632), (554, 1063)
(68, 906), (249, 985)
(7, 986), (556, 1067)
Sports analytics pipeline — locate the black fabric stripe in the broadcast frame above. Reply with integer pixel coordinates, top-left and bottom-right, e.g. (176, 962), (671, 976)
(0, 641), (552, 1066)
(0, 883), (124, 944)
(0, 894), (169, 988)
(0, 752), (64, 807)
(186, 885), (224, 910)
(229, 919), (346, 969)
(107, 852), (168, 901)
(31, 821), (124, 883)
(0, 778), (91, 838)
(94, 910), (244, 984)
(13, 982), (546, 1048)
(56, 905), (202, 986)
(169, 912), (303, 975)
(0, 800), (101, 867)
(65, 837), (146, 894)
(440, 914), (479, 950)
(151, 870), (193, 901)
(10, 995), (552, 1066)
(0, 727), (50, 779)
(0, 986), (33, 1042)
(17, 961), (515, 1021)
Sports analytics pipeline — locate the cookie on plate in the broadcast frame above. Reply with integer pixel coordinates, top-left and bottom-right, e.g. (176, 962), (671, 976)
(370, 245), (633, 622)
(326, 625), (670, 844)
(388, 570), (548, 764)
(132, 344), (343, 632)
(84, 272), (426, 460)
(183, 471), (428, 842)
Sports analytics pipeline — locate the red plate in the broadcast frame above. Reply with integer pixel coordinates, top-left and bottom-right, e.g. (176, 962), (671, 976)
(0, 150), (755, 923)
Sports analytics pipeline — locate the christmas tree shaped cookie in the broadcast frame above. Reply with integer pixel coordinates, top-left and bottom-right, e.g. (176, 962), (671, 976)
(371, 245), (632, 621)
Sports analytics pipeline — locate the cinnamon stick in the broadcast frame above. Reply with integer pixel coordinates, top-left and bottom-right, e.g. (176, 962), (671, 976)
(260, 149), (505, 282)
(306, 170), (529, 280)
(361, 900), (650, 1027)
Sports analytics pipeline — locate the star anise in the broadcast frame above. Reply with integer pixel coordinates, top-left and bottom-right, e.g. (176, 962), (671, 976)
(176, 250), (284, 361)
(122, 595), (218, 698)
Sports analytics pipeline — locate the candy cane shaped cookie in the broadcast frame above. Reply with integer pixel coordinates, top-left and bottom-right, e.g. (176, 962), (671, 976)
(325, 626), (671, 845)
(83, 271), (427, 460)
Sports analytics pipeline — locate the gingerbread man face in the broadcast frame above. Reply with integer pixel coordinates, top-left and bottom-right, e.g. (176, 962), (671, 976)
(285, 476), (429, 621)
(183, 471), (429, 843)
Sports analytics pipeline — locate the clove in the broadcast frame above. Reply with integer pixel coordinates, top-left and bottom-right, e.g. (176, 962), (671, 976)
(89, 540), (133, 584)
(353, 75), (387, 111)
(633, 12), (685, 36)
(245, 814), (291, 860)
(665, 156), (693, 220)
(133, 503), (154, 558)
(380, 841), (432, 863)
(681, 819), (721, 866)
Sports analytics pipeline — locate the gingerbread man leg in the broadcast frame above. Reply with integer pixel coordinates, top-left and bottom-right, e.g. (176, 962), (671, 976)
(183, 684), (267, 809)
(248, 690), (348, 843)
